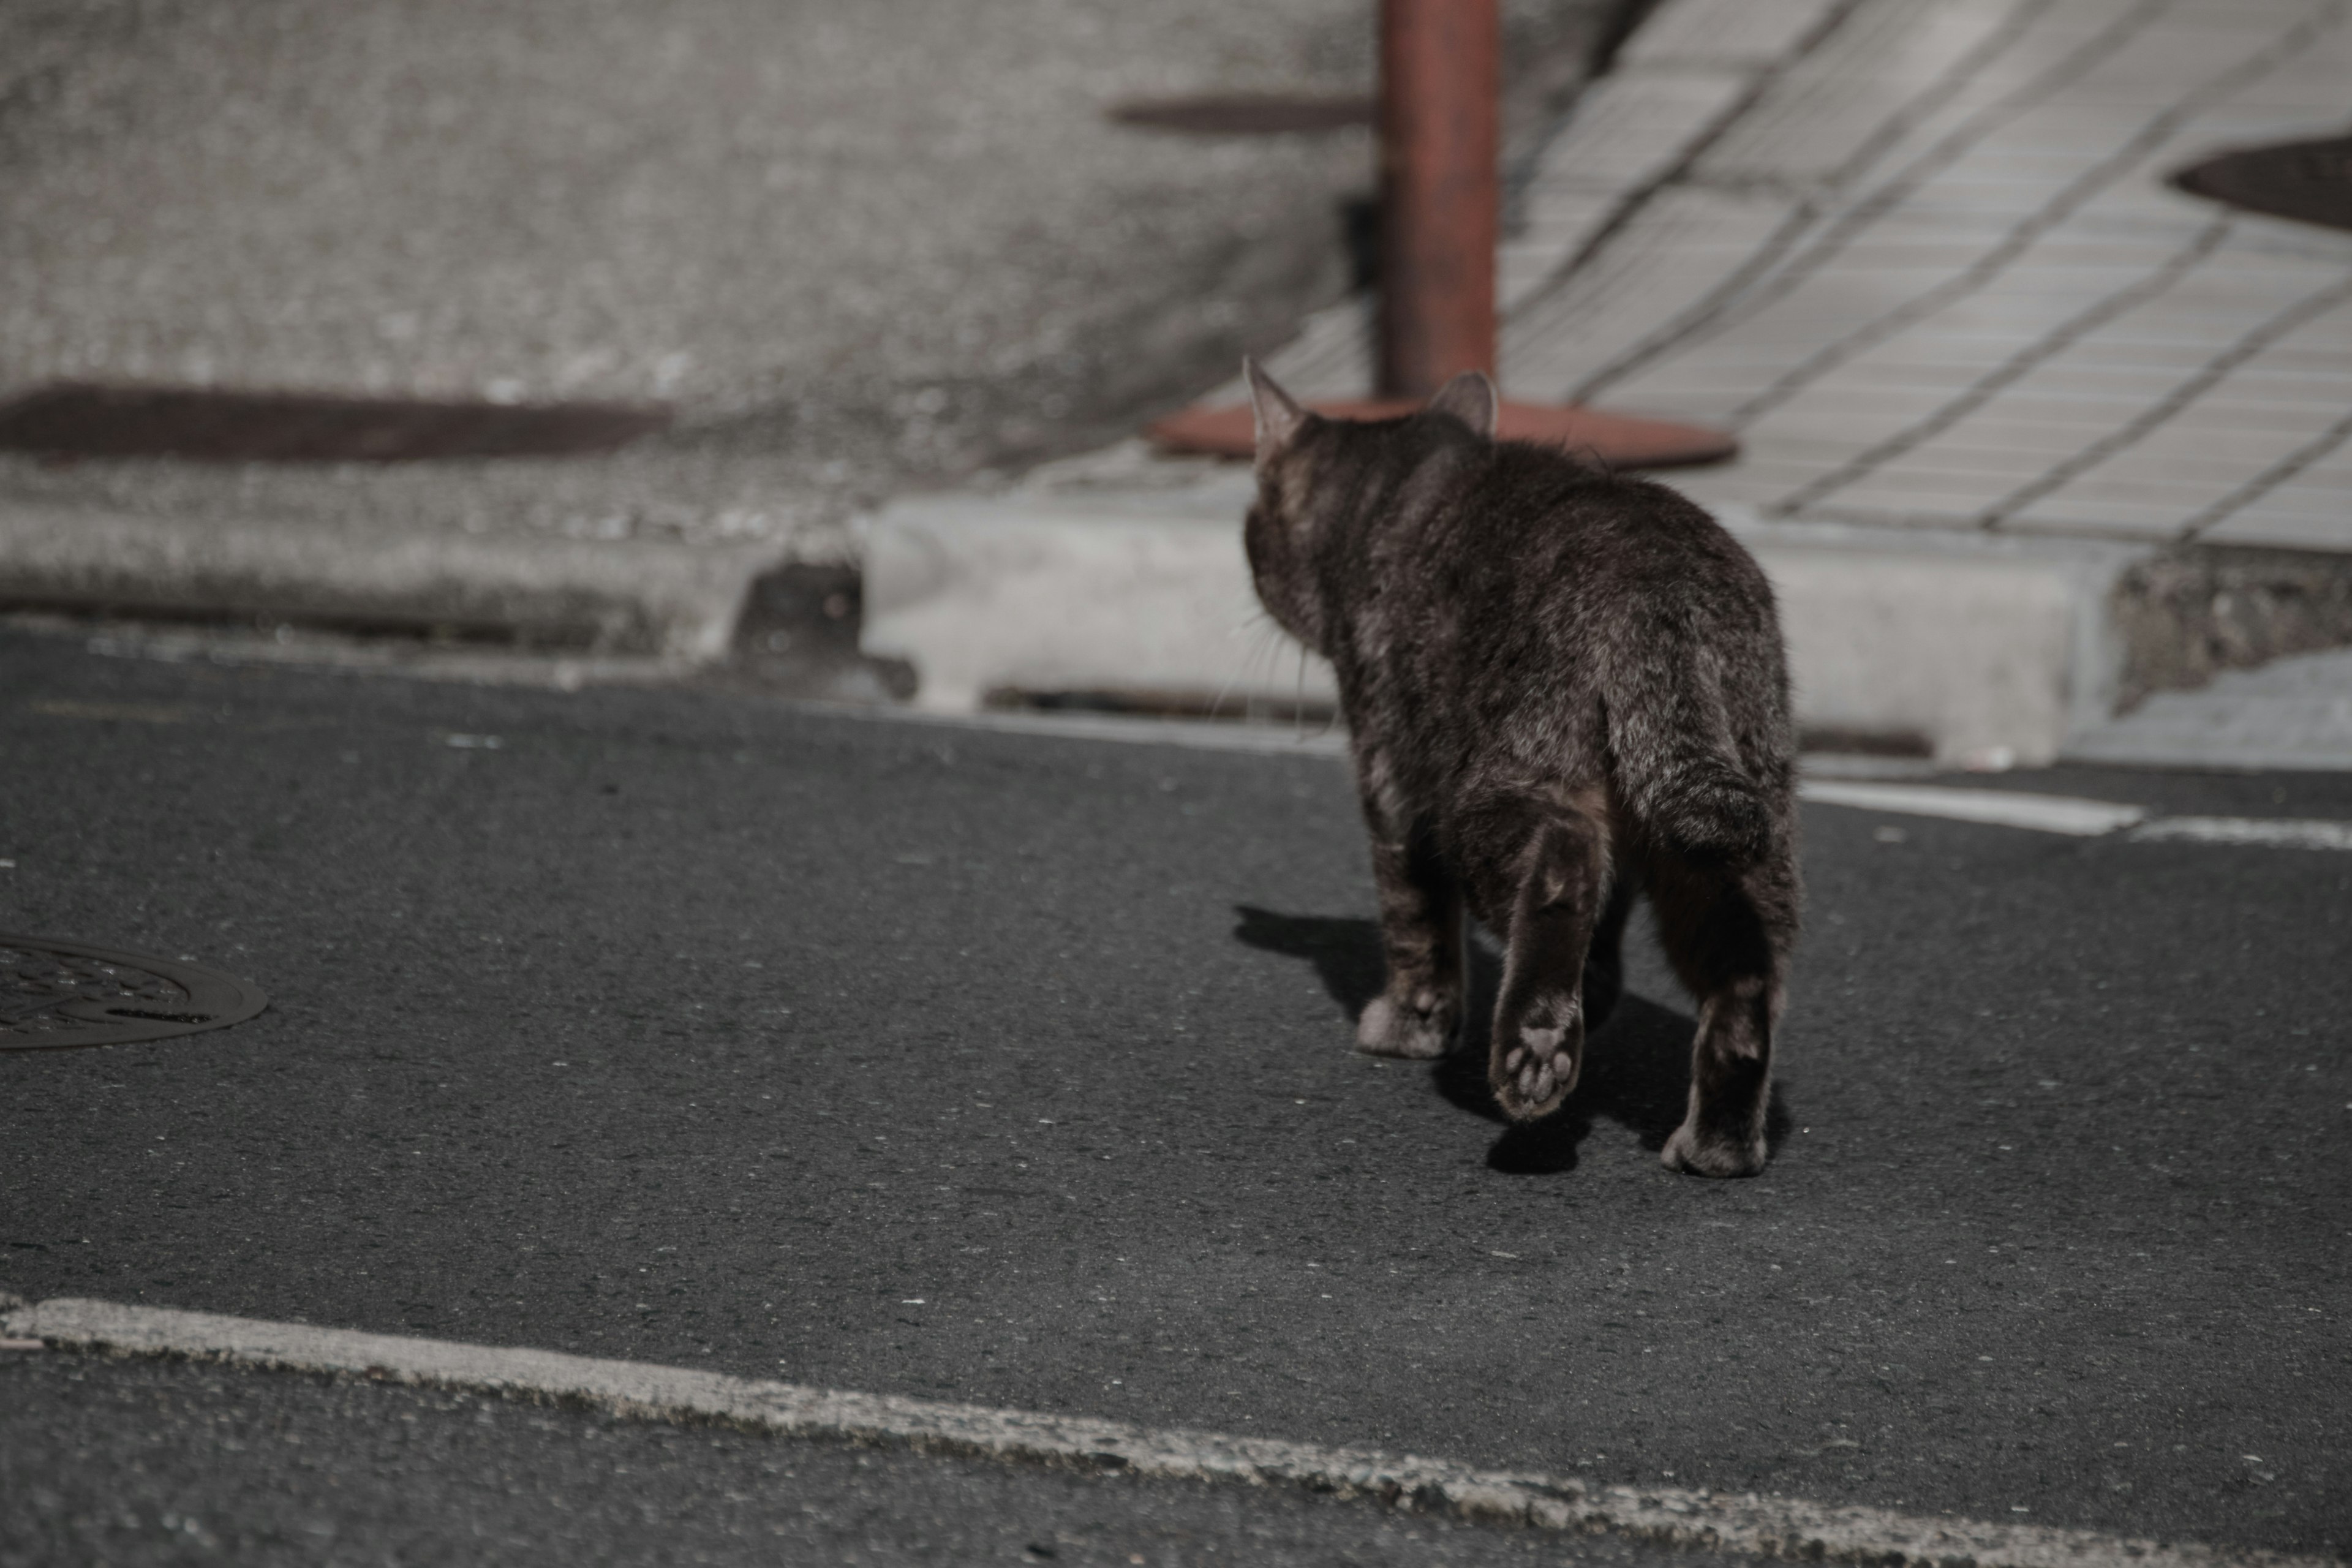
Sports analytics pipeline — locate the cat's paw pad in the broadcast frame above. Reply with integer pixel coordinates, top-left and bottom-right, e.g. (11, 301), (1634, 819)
(1355, 993), (1455, 1060)
(1662, 1120), (1767, 1178)
(1492, 1019), (1578, 1121)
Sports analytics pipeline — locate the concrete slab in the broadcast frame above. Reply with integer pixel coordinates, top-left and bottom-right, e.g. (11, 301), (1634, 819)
(861, 486), (2137, 766)
(859, 484), (1332, 716)
(0, 499), (776, 659)
(2067, 646), (2352, 771)
(1616, 0), (1845, 71)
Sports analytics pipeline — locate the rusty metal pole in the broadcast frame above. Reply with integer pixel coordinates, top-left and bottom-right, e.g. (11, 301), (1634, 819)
(1377, 0), (1499, 399)
(1146, 2), (1733, 466)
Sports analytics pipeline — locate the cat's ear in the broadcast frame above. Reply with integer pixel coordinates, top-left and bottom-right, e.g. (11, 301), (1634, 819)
(1244, 356), (1306, 465)
(1425, 371), (1498, 439)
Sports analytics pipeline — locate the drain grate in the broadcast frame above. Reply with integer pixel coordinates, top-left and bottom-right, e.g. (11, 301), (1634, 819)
(987, 687), (1339, 726)
(0, 382), (672, 463)
(1105, 93), (1374, 135)
(0, 934), (268, 1050)
(2172, 134), (2352, 233)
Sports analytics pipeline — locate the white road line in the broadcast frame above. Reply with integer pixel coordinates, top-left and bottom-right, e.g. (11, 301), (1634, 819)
(813, 704), (2352, 851)
(0, 1296), (2321, 1568)
(1796, 780), (2148, 836)
(1801, 780), (2352, 850)
(2128, 816), (2352, 851)
(804, 699), (1352, 758)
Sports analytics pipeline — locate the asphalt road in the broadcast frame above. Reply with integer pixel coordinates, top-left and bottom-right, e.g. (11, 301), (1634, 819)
(2, 627), (2348, 1558)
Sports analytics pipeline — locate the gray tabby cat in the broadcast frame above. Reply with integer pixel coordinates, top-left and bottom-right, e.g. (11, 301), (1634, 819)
(1242, 360), (1800, 1176)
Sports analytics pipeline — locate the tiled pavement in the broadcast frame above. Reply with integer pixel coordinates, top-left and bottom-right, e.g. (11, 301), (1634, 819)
(1257, 0), (2352, 555)
(873, 0), (2352, 763)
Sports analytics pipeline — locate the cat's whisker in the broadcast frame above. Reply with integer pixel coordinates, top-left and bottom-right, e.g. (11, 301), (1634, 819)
(1208, 619), (1261, 723)
(1301, 646), (1341, 740)
(1294, 639), (1309, 741)
(1251, 621), (1293, 727)
(1212, 611), (1284, 725)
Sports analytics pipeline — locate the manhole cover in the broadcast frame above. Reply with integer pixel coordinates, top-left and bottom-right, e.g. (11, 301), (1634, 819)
(0, 934), (268, 1051)
(2172, 133), (2352, 233)
(1106, 93), (1374, 135)
(0, 382), (672, 463)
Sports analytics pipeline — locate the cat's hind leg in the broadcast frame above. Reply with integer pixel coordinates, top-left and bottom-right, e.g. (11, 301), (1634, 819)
(1580, 877), (1635, 1036)
(1354, 792), (1464, 1061)
(1464, 788), (1612, 1122)
(1649, 845), (1797, 1177)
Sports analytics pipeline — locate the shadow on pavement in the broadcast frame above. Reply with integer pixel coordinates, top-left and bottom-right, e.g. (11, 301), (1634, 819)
(1231, 905), (1390, 1017)
(1232, 905), (1789, 1174)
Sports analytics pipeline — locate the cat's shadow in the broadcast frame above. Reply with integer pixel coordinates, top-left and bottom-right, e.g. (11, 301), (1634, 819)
(1233, 904), (1787, 1175)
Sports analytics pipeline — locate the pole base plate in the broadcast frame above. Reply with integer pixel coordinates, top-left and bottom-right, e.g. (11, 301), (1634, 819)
(1146, 398), (1737, 469)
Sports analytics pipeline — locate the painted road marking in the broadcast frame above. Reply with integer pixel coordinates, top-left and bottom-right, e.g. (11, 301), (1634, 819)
(1798, 781), (2147, 836)
(2127, 816), (2352, 851)
(1, 1295), (2324, 1568)
(822, 698), (1352, 757)
(1801, 781), (2352, 850)
(861, 706), (2352, 850)
(846, 707), (2352, 851)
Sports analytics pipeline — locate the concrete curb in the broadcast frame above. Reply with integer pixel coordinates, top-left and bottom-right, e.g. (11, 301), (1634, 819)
(6, 1296), (2324, 1568)
(0, 502), (782, 660)
(2064, 644), (2352, 773)
(860, 484), (1327, 716)
(861, 486), (2147, 766)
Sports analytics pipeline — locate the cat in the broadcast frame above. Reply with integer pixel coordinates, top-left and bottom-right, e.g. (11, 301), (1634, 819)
(1241, 359), (1800, 1177)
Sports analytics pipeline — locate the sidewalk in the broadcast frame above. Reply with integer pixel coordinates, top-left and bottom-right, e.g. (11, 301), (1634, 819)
(0, 0), (1388, 664)
(869, 0), (2352, 767)
(1506, 0), (2352, 551)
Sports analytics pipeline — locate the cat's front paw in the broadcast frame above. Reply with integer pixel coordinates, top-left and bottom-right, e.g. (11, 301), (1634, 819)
(1490, 1015), (1580, 1122)
(1355, 990), (1456, 1060)
(1661, 1120), (1767, 1177)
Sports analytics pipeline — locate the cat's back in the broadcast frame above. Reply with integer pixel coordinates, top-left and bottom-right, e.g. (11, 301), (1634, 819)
(1384, 439), (1778, 654)
(1354, 436), (1788, 783)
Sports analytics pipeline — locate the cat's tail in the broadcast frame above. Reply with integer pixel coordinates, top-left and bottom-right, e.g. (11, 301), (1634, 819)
(1603, 630), (1775, 864)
